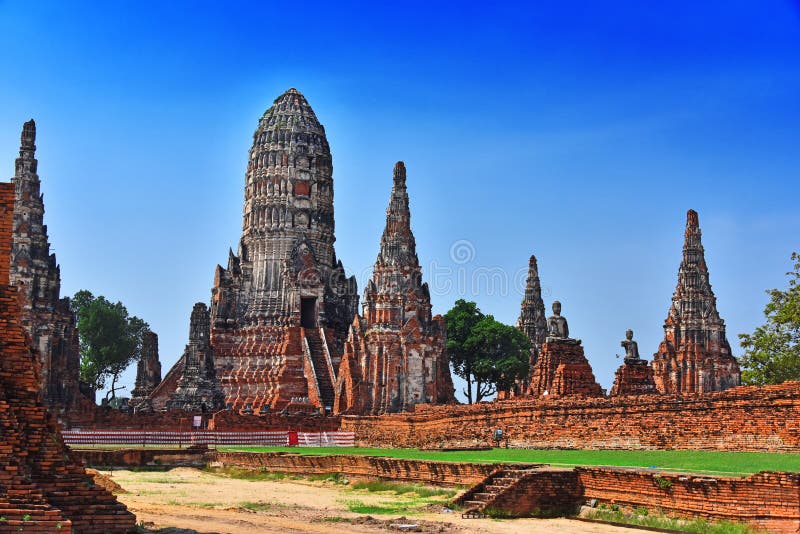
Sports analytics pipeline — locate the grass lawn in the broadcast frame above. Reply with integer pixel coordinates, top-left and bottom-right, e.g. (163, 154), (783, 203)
(217, 446), (800, 476)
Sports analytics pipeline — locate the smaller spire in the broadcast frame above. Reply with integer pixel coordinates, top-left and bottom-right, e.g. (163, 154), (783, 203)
(518, 254), (547, 365)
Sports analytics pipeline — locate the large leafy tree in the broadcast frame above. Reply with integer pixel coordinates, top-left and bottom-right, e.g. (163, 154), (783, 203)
(71, 290), (149, 400)
(739, 252), (800, 385)
(444, 299), (530, 403)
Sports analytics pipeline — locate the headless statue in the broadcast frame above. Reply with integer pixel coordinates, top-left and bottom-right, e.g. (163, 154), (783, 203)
(621, 328), (641, 362)
(546, 300), (580, 345)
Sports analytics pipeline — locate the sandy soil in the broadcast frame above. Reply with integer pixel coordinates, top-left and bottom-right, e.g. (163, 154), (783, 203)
(108, 467), (647, 534)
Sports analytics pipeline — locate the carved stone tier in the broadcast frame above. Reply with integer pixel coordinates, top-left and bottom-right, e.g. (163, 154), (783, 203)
(528, 340), (603, 398)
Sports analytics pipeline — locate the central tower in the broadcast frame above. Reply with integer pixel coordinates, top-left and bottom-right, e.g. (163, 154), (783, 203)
(209, 88), (358, 411)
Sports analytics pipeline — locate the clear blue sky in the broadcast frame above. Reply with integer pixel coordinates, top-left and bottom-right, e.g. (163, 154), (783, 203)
(1, 1), (798, 402)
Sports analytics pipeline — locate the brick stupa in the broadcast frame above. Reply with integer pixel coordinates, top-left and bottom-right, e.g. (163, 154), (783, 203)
(0, 174), (136, 532)
(528, 301), (603, 398)
(9, 120), (83, 416)
(610, 329), (657, 396)
(333, 162), (455, 414)
(651, 210), (740, 394)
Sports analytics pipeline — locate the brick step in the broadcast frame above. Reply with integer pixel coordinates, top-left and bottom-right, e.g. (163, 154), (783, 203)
(462, 500), (487, 509)
(484, 484), (508, 493)
(492, 477), (521, 485)
(471, 492), (497, 502)
(305, 330), (334, 408)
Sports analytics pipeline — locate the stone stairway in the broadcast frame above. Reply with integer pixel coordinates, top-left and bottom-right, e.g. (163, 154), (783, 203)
(305, 329), (335, 409)
(457, 468), (532, 518)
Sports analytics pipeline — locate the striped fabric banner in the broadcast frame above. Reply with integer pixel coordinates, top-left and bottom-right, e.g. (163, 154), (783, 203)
(62, 430), (355, 447)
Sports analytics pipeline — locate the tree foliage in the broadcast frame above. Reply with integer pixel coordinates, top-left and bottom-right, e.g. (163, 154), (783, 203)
(71, 290), (148, 399)
(444, 299), (530, 403)
(739, 252), (800, 385)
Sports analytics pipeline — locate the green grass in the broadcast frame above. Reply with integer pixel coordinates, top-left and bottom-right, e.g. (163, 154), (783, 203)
(584, 509), (760, 533)
(219, 447), (800, 476)
(239, 501), (272, 512)
(350, 480), (456, 498)
(343, 499), (417, 515)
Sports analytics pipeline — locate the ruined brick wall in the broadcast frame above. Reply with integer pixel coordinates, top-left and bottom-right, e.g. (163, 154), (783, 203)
(528, 341), (603, 397)
(487, 470), (583, 517)
(342, 382), (800, 451)
(577, 468), (800, 533)
(208, 452), (514, 486)
(0, 181), (135, 532)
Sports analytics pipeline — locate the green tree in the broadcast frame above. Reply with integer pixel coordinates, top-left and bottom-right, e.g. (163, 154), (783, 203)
(739, 252), (800, 385)
(444, 299), (485, 404)
(444, 300), (531, 403)
(71, 290), (148, 401)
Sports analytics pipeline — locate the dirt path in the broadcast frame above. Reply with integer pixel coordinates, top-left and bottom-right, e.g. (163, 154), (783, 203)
(109, 467), (647, 533)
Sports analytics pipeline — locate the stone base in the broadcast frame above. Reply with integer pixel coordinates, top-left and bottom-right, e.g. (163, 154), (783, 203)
(610, 359), (657, 396)
(528, 340), (603, 397)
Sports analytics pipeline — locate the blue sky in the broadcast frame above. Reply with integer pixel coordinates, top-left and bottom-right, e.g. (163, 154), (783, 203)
(1, 1), (798, 402)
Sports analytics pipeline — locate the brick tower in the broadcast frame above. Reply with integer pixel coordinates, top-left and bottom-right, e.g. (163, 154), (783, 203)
(517, 255), (547, 368)
(0, 178), (135, 532)
(9, 120), (82, 415)
(208, 88), (358, 412)
(130, 330), (162, 406)
(651, 210), (740, 393)
(333, 162), (454, 415)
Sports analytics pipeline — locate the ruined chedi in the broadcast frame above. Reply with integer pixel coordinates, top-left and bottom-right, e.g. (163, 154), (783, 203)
(166, 303), (225, 412)
(9, 120), (83, 415)
(609, 329), (657, 396)
(333, 162), (455, 414)
(651, 210), (740, 393)
(208, 88), (358, 412)
(130, 329), (162, 406)
(528, 301), (604, 397)
(517, 255), (548, 369)
(0, 179), (135, 533)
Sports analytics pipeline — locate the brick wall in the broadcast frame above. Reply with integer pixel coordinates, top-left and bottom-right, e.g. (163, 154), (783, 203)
(342, 382), (800, 451)
(577, 467), (800, 533)
(208, 452), (516, 486)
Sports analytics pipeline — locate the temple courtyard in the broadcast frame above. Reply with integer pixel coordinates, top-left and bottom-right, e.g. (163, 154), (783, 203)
(109, 466), (652, 534)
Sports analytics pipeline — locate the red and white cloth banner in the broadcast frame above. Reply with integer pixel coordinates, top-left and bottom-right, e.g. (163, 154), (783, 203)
(61, 430), (355, 447)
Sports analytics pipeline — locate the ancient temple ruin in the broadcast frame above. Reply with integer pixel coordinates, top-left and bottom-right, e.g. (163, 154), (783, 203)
(207, 88), (358, 412)
(0, 179), (135, 532)
(130, 329), (162, 406)
(528, 301), (603, 397)
(9, 120), (83, 415)
(610, 329), (657, 396)
(333, 162), (454, 414)
(166, 303), (225, 412)
(651, 210), (741, 394)
(517, 255), (547, 370)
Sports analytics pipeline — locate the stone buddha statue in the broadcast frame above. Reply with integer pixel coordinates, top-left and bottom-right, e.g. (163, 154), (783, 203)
(546, 300), (580, 344)
(621, 328), (641, 362)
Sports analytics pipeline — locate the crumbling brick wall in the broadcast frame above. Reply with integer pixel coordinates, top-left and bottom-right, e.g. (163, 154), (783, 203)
(342, 382), (800, 451)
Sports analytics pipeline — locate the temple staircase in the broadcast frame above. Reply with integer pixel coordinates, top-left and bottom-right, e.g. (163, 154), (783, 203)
(457, 468), (533, 518)
(305, 328), (335, 410)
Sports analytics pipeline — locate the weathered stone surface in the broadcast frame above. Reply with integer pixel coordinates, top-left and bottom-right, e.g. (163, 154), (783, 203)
(130, 329), (161, 407)
(0, 179), (136, 532)
(166, 303), (225, 412)
(651, 210), (740, 393)
(197, 88), (359, 412)
(333, 162), (455, 414)
(8, 120), (83, 416)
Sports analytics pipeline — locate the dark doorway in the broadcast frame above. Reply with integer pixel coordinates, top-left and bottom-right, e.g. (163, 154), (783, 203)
(300, 297), (317, 328)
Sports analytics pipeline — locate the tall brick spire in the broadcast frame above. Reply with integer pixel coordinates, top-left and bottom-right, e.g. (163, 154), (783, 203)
(334, 162), (454, 415)
(517, 255), (547, 367)
(9, 120), (82, 414)
(651, 210), (740, 393)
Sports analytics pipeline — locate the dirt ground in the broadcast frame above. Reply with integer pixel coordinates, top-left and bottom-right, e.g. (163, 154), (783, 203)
(107, 467), (648, 533)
